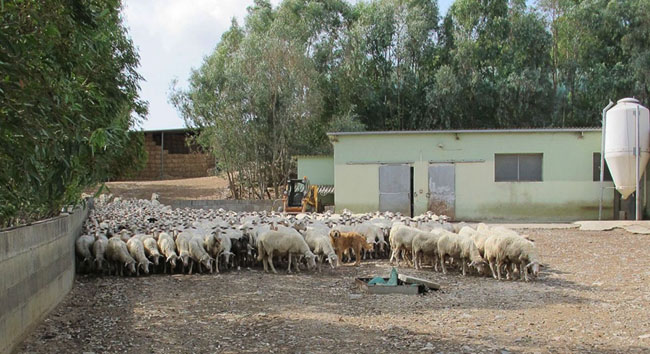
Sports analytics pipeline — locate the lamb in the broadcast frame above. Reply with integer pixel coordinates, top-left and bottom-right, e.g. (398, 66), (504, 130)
(257, 230), (317, 274)
(126, 238), (153, 276)
(91, 234), (109, 275)
(75, 235), (95, 272)
(437, 230), (487, 276)
(157, 232), (178, 274)
(106, 237), (137, 276)
(303, 227), (338, 271)
(328, 230), (373, 266)
(411, 232), (441, 271)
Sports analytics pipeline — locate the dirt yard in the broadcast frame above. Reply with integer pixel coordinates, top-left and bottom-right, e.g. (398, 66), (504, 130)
(90, 176), (232, 202)
(18, 229), (650, 353)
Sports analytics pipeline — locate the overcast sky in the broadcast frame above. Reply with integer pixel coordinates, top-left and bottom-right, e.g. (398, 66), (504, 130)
(122, 0), (453, 131)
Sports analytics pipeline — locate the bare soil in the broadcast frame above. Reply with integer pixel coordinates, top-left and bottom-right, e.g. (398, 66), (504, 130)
(89, 176), (232, 202)
(18, 229), (650, 353)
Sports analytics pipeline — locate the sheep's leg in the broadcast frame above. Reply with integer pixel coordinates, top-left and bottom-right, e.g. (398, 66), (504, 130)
(188, 261), (193, 275)
(496, 259), (503, 280)
(267, 254), (277, 274)
(521, 261), (529, 282)
(461, 259), (467, 276)
(389, 248), (398, 265)
(336, 250), (342, 267)
(262, 254), (269, 273)
(440, 254), (447, 274)
(287, 254), (293, 273)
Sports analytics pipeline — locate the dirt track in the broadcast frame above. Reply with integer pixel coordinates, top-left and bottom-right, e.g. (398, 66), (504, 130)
(18, 229), (650, 353)
(90, 176), (232, 202)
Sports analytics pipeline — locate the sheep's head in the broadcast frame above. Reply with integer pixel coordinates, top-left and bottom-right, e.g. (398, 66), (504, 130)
(327, 254), (338, 268)
(526, 261), (540, 278)
(125, 261), (136, 274)
(305, 253), (317, 270)
(167, 254), (177, 269)
(200, 256), (213, 271)
(151, 254), (160, 266)
(469, 260), (488, 275)
(140, 261), (152, 275)
(363, 241), (374, 251)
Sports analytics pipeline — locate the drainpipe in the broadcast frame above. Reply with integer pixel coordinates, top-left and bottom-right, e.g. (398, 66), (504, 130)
(599, 100), (614, 220)
(160, 131), (164, 179)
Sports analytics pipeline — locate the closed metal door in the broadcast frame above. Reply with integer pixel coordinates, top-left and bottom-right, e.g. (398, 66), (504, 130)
(379, 165), (411, 216)
(428, 163), (455, 219)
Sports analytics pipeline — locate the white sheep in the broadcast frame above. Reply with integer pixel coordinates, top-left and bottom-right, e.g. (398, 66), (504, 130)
(157, 232), (178, 274)
(303, 226), (338, 271)
(126, 238), (153, 276)
(484, 234), (540, 281)
(388, 224), (428, 267)
(175, 231), (193, 272)
(187, 236), (214, 274)
(106, 237), (137, 276)
(437, 230), (487, 276)
(257, 230), (317, 274)
(411, 231), (441, 271)
(75, 235), (95, 272)
(91, 234), (108, 274)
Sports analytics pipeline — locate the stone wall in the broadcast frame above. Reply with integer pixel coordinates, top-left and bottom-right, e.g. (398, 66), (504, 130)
(129, 131), (215, 181)
(0, 205), (89, 354)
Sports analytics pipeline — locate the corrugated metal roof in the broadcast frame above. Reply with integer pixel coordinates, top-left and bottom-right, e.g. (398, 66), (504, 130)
(327, 128), (601, 136)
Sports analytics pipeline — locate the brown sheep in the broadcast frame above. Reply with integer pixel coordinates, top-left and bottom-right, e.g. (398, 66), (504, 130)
(328, 230), (373, 266)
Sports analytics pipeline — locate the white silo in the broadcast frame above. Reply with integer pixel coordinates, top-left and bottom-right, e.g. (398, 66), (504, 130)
(603, 98), (650, 202)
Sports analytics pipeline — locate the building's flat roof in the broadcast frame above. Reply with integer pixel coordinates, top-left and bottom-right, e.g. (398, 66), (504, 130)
(139, 127), (196, 134)
(327, 128), (601, 136)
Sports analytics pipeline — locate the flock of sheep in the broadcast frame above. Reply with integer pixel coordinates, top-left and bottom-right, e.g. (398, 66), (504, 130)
(75, 194), (541, 281)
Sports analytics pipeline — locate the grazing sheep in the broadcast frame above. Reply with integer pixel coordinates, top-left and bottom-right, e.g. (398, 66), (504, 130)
(188, 236), (214, 274)
(126, 238), (152, 276)
(175, 232), (193, 273)
(388, 224), (428, 267)
(157, 232), (178, 274)
(328, 230), (373, 266)
(75, 235), (95, 272)
(411, 232), (441, 271)
(303, 227), (338, 271)
(485, 233), (540, 281)
(143, 237), (162, 266)
(91, 234), (108, 275)
(257, 230), (317, 274)
(106, 237), (137, 276)
(437, 230), (487, 276)
(459, 225), (490, 258)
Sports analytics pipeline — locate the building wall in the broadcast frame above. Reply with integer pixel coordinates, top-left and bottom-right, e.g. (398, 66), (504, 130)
(0, 205), (89, 354)
(330, 130), (638, 221)
(296, 156), (334, 185)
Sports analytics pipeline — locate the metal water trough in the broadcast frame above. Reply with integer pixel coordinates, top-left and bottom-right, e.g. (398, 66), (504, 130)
(355, 274), (440, 295)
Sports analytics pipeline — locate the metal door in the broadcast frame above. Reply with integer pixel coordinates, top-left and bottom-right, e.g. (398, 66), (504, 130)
(379, 165), (411, 216)
(428, 163), (455, 219)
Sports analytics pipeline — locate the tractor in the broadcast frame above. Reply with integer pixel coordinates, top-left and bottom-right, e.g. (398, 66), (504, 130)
(282, 177), (322, 213)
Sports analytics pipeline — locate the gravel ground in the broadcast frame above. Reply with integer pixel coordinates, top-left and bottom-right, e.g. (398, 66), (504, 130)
(18, 229), (650, 353)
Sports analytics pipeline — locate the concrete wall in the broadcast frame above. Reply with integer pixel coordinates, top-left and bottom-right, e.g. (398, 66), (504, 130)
(330, 130), (636, 221)
(169, 199), (281, 212)
(296, 156), (334, 186)
(0, 205), (88, 354)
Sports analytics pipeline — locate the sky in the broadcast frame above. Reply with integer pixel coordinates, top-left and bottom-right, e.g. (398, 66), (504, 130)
(122, 0), (454, 131)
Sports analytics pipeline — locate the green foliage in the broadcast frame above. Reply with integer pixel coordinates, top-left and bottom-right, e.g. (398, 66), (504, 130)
(0, 0), (147, 227)
(174, 0), (649, 198)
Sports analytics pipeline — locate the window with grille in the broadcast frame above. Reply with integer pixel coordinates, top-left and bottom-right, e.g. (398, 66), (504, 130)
(495, 154), (543, 182)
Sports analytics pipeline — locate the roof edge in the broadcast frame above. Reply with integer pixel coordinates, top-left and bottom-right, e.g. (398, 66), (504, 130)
(327, 128), (601, 136)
